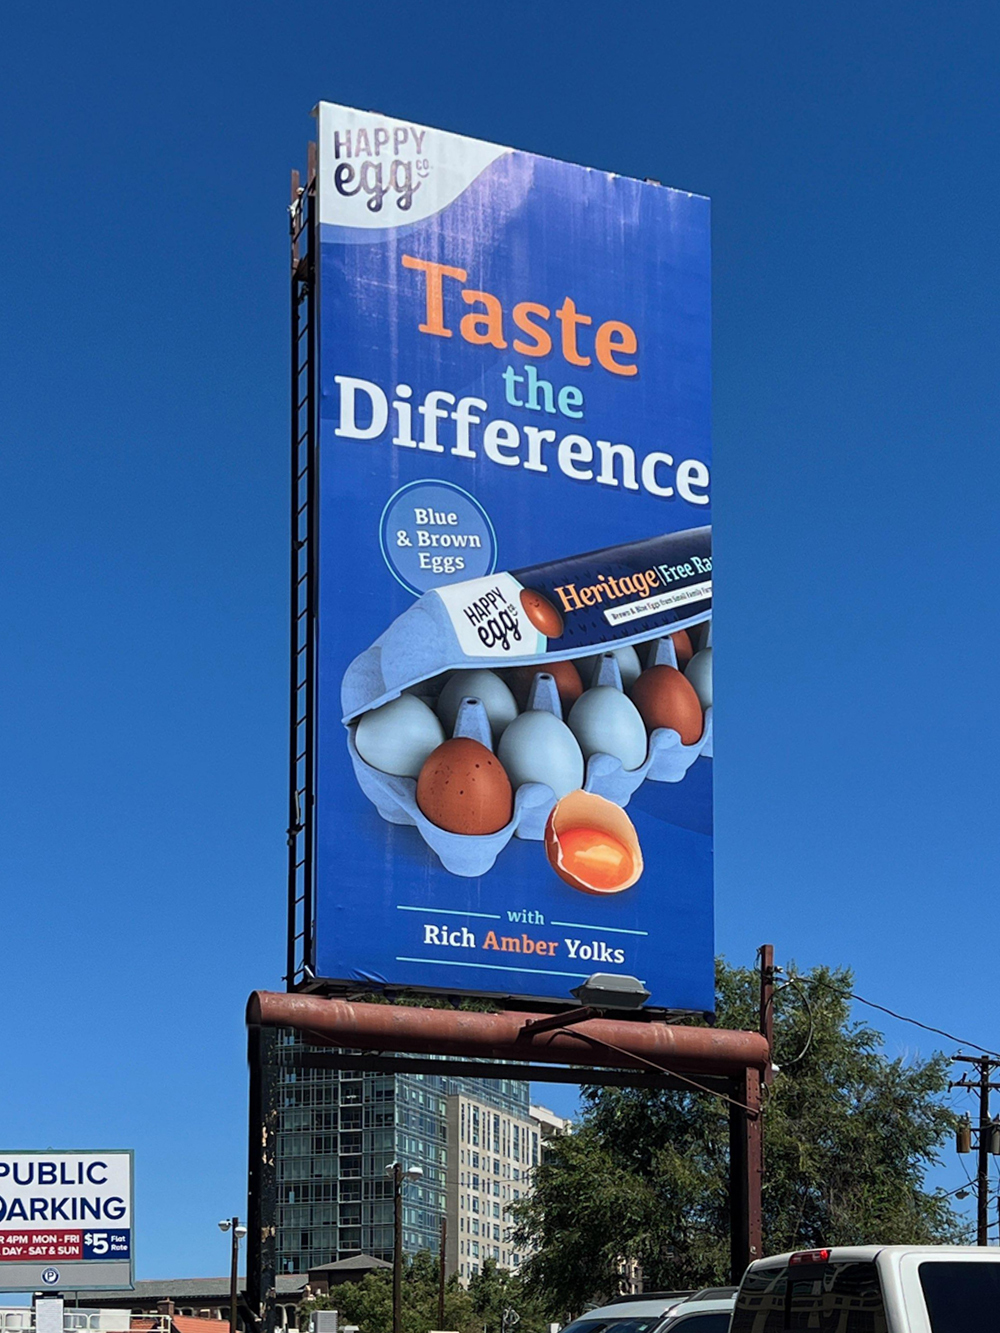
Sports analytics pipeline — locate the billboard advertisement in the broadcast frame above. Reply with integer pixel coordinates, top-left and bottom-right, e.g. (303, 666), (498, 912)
(312, 102), (713, 1012)
(0, 1151), (133, 1290)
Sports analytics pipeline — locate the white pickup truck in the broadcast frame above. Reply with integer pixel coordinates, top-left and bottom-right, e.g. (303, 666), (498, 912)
(730, 1245), (1000, 1331)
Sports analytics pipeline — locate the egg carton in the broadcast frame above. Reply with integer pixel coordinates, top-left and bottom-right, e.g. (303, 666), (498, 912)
(347, 693), (552, 877)
(346, 631), (712, 878)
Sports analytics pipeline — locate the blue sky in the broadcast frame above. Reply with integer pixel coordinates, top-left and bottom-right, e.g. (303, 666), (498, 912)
(2, 0), (999, 1281)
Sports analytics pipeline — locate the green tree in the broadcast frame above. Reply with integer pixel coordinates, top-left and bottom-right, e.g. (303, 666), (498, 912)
(514, 960), (964, 1313)
(468, 1257), (551, 1333)
(299, 1252), (476, 1333)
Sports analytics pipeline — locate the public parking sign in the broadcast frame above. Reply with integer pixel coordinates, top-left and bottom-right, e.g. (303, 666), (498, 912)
(0, 1151), (133, 1291)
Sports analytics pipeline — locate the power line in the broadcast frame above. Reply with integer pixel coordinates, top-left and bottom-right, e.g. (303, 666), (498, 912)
(773, 975), (815, 1066)
(783, 971), (1000, 1059)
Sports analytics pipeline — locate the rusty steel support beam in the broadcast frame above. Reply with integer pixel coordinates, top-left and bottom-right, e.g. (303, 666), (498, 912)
(247, 1023), (278, 1333)
(729, 1065), (763, 1284)
(247, 991), (769, 1076)
(281, 1046), (735, 1094)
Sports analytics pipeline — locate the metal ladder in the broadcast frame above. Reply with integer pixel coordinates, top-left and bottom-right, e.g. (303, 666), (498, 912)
(286, 144), (317, 990)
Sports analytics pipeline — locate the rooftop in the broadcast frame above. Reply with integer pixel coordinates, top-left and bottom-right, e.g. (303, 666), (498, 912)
(74, 1278), (307, 1304)
(307, 1256), (391, 1274)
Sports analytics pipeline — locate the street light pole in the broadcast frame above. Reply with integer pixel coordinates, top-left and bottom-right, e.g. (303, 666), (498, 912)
(385, 1163), (423, 1333)
(219, 1217), (248, 1333)
(392, 1165), (402, 1333)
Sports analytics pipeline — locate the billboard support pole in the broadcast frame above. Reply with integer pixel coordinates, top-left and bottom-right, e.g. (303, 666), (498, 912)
(287, 150), (318, 992)
(729, 1066), (763, 1284)
(247, 1022), (279, 1333)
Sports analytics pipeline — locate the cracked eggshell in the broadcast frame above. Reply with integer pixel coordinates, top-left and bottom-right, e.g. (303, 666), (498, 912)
(497, 709), (585, 799)
(436, 669), (518, 741)
(567, 686), (648, 771)
(355, 694), (446, 778)
(544, 789), (643, 894)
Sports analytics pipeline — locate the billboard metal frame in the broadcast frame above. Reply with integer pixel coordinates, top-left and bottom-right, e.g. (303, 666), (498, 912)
(246, 974), (771, 1332)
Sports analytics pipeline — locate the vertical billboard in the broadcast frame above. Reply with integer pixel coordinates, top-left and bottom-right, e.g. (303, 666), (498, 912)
(0, 1151), (133, 1290)
(313, 103), (713, 1012)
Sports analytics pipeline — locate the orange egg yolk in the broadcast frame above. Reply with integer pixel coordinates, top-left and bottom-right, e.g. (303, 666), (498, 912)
(557, 827), (634, 890)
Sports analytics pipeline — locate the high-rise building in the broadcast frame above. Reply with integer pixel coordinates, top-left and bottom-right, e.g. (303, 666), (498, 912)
(276, 1029), (533, 1277)
(444, 1090), (540, 1283)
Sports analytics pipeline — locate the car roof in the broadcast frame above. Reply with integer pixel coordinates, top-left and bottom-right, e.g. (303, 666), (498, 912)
(663, 1296), (736, 1319)
(577, 1298), (689, 1319)
(747, 1244), (1000, 1272)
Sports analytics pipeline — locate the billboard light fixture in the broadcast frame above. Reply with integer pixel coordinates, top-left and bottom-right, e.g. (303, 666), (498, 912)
(571, 973), (651, 1010)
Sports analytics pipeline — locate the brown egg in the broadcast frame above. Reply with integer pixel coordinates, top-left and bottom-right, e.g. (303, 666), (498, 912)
(507, 659), (584, 711)
(416, 738), (513, 835)
(629, 665), (703, 745)
(671, 629), (694, 668)
(520, 587), (564, 637)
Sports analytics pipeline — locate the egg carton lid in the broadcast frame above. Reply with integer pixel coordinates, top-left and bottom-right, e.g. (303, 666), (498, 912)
(342, 526), (711, 721)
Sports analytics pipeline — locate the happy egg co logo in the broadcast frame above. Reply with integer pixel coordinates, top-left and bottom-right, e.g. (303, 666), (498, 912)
(329, 118), (430, 214)
(318, 104), (510, 231)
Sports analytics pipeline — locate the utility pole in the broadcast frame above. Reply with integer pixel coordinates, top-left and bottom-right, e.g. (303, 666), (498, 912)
(386, 1161), (423, 1333)
(438, 1214), (447, 1330)
(951, 1055), (1000, 1245)
(758, 944), (775, 1086)
(393, 1166), (402, 1333)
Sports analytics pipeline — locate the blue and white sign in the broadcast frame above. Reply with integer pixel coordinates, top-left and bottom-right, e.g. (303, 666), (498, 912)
(0, 1151), (133, 1291)
(313, 103), (714, 1012)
